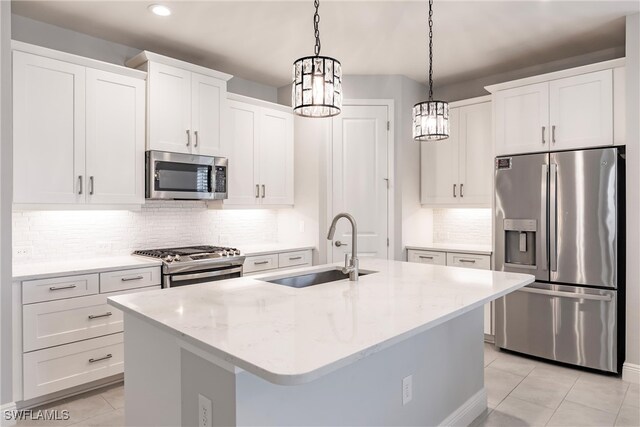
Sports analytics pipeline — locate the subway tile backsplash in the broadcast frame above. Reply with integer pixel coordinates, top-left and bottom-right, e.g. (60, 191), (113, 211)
(12, 201), (279, 264)
(432, 208), (492, 245)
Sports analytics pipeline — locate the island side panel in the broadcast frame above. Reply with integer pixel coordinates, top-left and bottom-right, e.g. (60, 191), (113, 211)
(232, 308), (485, 426)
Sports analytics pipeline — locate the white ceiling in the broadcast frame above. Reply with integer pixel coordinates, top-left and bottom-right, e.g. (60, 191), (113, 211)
(11, 0), (639, 89)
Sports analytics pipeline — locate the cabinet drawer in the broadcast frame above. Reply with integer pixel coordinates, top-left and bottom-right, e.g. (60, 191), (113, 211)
(407, 250), (446, 266)
(243, 254), (279, 274)
(23, 286), (160, 352)
(23, 274), (99, 305)
(446, 252), (491, 270)
(23, 333), (124, 400)
(278, 250), (312, 269)
(100, 267), (161, 293)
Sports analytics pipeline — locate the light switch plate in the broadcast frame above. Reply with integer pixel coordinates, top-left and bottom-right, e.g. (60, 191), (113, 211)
(402, 375), (413, 405)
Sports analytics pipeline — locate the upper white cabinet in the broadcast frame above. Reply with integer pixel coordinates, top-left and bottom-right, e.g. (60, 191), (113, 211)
(489, 60), (623, 156)
(126, 51), (232, 157)
(421, 97), (492, 207)
(225, 94), (294, 207)
(13, 43), (146, 206)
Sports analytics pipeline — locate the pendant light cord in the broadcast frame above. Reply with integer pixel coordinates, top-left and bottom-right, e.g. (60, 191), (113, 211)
(314, 0), (321, 56)
(428, 0), (434, 101)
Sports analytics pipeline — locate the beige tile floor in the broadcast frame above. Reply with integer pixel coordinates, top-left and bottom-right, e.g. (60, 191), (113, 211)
(14, 344), (640, 426)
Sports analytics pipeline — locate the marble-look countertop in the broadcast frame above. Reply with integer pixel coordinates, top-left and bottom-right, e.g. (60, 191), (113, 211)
(12, 256), (163, 281)
(238, 243), (315, 257)
(109, 258), (532, 385)
(405, 243), (493, 255)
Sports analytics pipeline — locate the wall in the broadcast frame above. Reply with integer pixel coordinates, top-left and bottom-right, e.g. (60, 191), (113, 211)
(624, 13), (640, 382)
(12, 203), (280, 264)
(431, 209), (492, 246)
(0, 0), (12, 410)
(10, 14), (278, 103)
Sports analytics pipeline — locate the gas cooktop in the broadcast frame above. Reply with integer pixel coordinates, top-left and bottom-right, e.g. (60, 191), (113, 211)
(133, 245), (245, 274)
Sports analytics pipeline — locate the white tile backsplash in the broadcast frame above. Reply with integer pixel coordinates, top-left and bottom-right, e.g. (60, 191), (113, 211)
(432, 208), (492, 245)
(12, 201), (279, 264)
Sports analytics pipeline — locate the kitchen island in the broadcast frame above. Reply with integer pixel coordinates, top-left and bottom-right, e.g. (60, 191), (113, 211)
(108, 258), (533, 426)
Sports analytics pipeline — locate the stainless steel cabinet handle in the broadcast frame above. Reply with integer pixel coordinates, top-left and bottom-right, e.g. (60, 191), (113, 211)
(460, 183), (464, 198)
(335, 241), (348, 247)
(121, 276), (144, 282)
(520, 287), (613, 302)
(453, 184), (457, 198)
(78, 176), (83, 195)
(186, 129), (191, 146)
(458, 259), (476, 263)
(49, 284), (77, 291)
(541, 126), (546, 144)
(89, 176), (94, 195)
(419, 255), (434, 260)
(552, 125), (556, 144)
(261, 184), (265, 198)
(255, 184), (260, 198)
(289, 256), (303, 260)
(254, 260), (270, 265)
(88, 312), (112, 320)
(89, 354), (113, 363)
(194, 130), (199, 147)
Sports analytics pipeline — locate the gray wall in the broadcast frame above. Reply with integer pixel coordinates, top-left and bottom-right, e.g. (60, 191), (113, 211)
(11, 14), (278, 103)
(1, 0), (13, 408)
(625, 13), (640, 373)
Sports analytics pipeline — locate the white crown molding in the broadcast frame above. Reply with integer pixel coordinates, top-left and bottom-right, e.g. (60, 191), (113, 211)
(126, 50), (233, 82)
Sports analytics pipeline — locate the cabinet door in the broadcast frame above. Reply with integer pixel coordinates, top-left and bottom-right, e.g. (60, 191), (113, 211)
(549, 70), (613, 151)
(86, 69), (145, 204)
(191, 73), (226, 157)
(147, 62), (191, 154)
(458, 102), (493, 206)
(224, 100), (259, 205)
(494, 82), (549, 155)
(258, 109), (294, 205)
(13, 51), (86, 204)
(420, 107), (460, 205)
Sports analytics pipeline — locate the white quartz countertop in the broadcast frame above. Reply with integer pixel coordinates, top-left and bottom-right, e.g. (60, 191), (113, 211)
(238, 243), (315, 257)
(405, 243), (493, 255)
(109, 258), (532, 385)
(12, 256), (163, 281)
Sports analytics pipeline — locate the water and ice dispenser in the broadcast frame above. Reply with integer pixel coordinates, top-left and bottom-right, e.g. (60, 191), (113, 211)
(503, 219), (537, 268)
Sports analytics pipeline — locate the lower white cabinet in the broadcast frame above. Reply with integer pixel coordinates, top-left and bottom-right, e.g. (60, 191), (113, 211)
(244, 249), (313, 276)
(407, 248), (493, 336)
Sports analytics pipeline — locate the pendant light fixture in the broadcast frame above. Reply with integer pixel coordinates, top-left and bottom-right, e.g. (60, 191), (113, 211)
(292, 0), (342, 118)
(413, 0), (449, 141)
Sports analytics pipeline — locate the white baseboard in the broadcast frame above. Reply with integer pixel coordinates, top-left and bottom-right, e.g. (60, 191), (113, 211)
(440, 388), (487, 427)
(1, 401), (17, 426)
(623, 362), (640, 384)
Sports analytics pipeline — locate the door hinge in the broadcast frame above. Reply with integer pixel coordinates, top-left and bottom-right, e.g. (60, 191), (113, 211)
(387, 121), (390, 131)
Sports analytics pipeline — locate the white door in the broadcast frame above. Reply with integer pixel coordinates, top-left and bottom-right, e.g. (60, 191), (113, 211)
(259, 109), (294, 205)
(494, 82), (549, 155)
(549, 70), (613, 151)
(421, 107), (460, 205)
(13, 51), (86, 204)
(147, 62), (191, 154)
(458, 102), (493, 206)
(85, 69), (145, 205)
(224, 100), (259, 205)
(191, 72), (226, 156)
(330, 104), (389, 262)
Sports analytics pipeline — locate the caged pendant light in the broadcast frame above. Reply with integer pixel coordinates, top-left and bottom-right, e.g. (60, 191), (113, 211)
(413, 0), (449, 141)
(292, 0), (342, 118)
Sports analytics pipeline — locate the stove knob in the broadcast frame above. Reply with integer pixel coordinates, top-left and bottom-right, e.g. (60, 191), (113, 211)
(234, 250), (241, 256)
(174, 255), (181, 261)
(164, 255), (174, 263)
(222, 251), (229, 256)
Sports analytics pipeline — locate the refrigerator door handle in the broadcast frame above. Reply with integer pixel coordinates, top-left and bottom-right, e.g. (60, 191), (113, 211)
(540, 165), (548, 271)
(519, 287), (613, 302)
(549, 163), (558, 272)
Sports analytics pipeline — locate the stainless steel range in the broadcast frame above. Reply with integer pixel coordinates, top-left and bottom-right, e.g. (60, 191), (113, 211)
(133, 245), (245, 288)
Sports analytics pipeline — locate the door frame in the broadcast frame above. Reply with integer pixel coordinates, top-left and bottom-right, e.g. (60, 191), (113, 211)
(325, 99), (395, 261)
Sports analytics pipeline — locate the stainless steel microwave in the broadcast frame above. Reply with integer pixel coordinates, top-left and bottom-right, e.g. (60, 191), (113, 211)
(145, 151), (227, 200)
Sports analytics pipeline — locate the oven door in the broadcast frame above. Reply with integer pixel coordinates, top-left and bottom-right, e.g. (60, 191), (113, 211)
(165, 266), (243, 288)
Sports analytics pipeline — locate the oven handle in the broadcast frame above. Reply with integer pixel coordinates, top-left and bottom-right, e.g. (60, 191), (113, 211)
(169, 267), (243, 282)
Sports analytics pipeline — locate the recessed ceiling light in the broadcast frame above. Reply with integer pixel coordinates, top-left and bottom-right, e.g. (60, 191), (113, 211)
(148, 4), (171, 17)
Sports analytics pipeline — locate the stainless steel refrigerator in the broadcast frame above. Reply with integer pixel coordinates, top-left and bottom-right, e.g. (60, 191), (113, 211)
(494, 147), (625, 373)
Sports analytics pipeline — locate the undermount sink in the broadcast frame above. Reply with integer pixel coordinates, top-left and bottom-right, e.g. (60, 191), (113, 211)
(265, 268), (374, 289)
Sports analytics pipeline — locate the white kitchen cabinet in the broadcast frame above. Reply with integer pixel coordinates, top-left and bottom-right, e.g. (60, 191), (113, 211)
(126, 51), (232, 157)
(407, 250), (446, 266)
(489, 60), (622, 156)
(12, 43), (146, 207)
(243, 249), (313, 275)
(225, 94), (294, 206)
(421, 97), (492, 207)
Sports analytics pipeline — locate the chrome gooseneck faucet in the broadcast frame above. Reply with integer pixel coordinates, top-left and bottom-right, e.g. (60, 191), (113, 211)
(327, 213), (359, 281)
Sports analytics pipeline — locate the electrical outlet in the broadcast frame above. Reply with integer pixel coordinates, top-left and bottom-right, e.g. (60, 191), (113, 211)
(402, 375), (413, 405)
(198, 394), (212, 427)
(13, 246), (32, 259)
